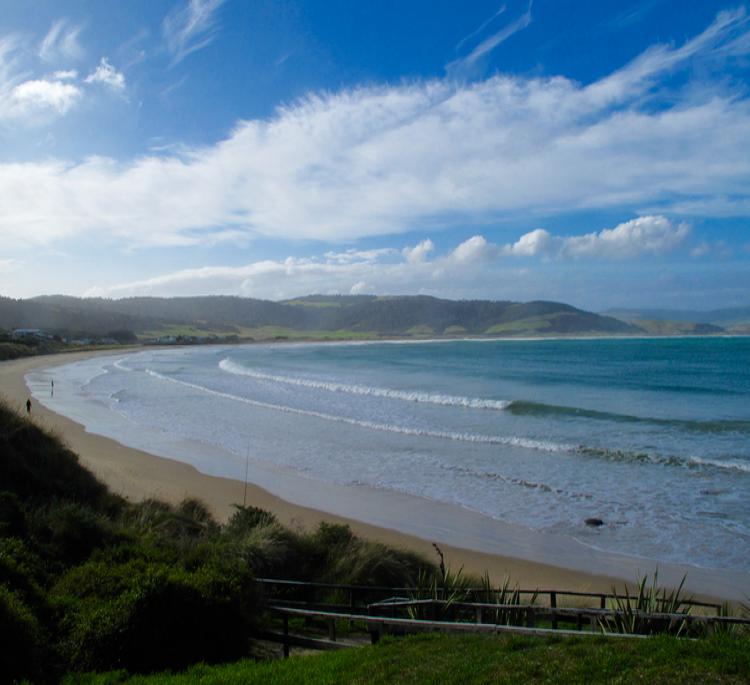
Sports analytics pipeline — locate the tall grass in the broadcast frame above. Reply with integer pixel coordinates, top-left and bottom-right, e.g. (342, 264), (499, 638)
(600, 570), (692, 636)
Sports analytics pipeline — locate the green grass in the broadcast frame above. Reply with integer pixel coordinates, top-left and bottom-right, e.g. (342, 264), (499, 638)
(484, 316), (556, 335)
(405, 325), (435, 336)
(234, 326), (377, 341)
(138, 324), (238, 339)
(65, 632), (750, 685)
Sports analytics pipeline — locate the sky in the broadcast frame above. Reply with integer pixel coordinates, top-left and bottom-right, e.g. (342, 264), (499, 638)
(0, 0), (749, 311)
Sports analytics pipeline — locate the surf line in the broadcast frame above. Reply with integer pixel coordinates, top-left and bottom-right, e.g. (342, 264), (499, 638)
(145, 368), (571, 453)
(219, 359), (510, 410)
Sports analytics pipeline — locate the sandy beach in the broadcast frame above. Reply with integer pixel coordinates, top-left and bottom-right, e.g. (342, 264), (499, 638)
(1, 348), (741, 601)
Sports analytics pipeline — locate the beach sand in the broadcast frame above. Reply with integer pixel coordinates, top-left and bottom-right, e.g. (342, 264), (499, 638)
(0, 348), (727, 599)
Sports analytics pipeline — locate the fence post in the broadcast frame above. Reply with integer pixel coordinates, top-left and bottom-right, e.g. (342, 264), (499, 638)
(526, 607), (535, 628)
(550, 592), (558, 630)
(283, 614), (290, 658)
(328, 618), (337, 642)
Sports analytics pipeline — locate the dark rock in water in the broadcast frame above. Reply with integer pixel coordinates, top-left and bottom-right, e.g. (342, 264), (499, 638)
(585, 517), (604, 527)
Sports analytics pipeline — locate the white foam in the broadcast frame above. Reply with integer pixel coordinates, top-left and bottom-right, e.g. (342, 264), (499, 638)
(689, 456), (750, 474)
(219, 358), (510, 410)
(145, 368), (571, 453)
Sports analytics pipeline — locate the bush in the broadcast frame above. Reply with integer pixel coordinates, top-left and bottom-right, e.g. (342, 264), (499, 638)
(0, 538), (47, 609)
(29, 501), (120, 566)
(0, 491), (26, 538)
(0, 585), (50, 683)
(56, 561), (258, 674)
(225, 505), (277, 537)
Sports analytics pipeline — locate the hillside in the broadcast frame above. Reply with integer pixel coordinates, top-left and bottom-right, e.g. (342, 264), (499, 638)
(605, 306), (750, 329)
(0, 294), (638, 340)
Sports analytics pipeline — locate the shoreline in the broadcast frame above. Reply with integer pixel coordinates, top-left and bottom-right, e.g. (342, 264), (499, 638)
(2, 348), (745, 602)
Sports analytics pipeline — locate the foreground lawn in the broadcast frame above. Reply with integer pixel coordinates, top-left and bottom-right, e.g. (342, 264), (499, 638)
(66, 632), (750, 685)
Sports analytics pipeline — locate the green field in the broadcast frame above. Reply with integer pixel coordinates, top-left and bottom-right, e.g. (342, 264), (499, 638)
(66, 632), (750, 685)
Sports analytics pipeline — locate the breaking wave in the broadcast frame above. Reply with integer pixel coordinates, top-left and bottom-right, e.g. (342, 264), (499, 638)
(219, 358), (511, 410)
(145, 368), (568, 452)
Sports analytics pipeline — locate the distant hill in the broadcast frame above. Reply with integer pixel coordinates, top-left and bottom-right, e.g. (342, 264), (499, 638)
(604, 306), (750, 328)
(0, 294), (639, 340)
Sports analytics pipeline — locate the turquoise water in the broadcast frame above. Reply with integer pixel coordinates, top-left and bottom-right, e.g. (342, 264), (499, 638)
(33, 337), (750, 572)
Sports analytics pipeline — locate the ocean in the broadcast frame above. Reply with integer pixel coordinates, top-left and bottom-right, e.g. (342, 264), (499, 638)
(29, 337), (750, 582)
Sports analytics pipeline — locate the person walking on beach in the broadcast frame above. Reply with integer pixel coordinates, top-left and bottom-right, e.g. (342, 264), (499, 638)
(51, 379), (54, 397)
(26, 398), (31, 414)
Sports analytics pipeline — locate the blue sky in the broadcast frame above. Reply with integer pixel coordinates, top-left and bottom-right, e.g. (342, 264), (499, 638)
(0, 0), (748, 310)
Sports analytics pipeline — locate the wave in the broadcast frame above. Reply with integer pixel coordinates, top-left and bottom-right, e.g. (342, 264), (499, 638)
(144, 368), (569, 453)
(219, 359), (511, 410)
(141, 368), (749, 476)
(506, 400), (750, 434)
(438, 462), (593, 500)
(578, 446), (750, 474)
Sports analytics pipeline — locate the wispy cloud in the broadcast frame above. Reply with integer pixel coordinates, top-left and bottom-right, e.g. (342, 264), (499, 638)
(0, 10), (748, 249)
(455, 5), (507, 52)
(85, 58), (126, 92)
(163, 0), (225, 66)
(448, 1), (532, 76)
(39, 19), (84, 63)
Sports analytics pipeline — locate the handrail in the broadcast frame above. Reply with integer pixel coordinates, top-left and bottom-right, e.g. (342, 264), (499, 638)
(256, 577), (723, 611)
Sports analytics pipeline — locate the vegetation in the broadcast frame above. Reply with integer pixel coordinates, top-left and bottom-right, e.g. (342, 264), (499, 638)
(0, 294), (640, 341)
(64, 632), (750, 685)
(0, 400), (433, 682)
(601, 572), (691, 636)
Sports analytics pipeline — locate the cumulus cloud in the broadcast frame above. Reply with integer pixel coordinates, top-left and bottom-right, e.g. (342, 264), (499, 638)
(0, 10), (748, 248)
(8, 78), (82, 117)
(163, 0), (225, 65)
(86, 220), (690, 300)
(403, 239), (434, 263)
(500, 216), (689, 259)
(85, 58), (125, 92)
(39, 19), (84, 63)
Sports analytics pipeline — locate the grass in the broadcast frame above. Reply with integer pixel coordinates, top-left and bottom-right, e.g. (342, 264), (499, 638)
(64, 632), (750, 684)
(484, 315), (556, 335)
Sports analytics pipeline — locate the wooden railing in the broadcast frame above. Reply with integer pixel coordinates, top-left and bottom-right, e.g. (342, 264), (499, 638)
(255, 578), (748, 657)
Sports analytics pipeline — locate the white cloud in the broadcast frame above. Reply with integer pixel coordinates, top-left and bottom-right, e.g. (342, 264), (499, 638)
(85, 58), (125, 92)
(501, 228), (552, 256)
(87, 220), (690, 300)
(501, 216), (689, 259)
(560, 216), (689, 258)
(324, 248), (397, 264)
(451, 235), (498, 263)
(0, 10), (748, 248)
(163, 0), (225, 66)
(52, 69), (78, 80)
(402, 239), (434, 263)
(0, 33), (82, 123)
(448, 1), (532, 75)
(9, 78), (82, 117)
(39, 19), (84, 63)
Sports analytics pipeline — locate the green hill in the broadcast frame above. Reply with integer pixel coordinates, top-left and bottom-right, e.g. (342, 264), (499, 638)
(0, 294), (639, 341)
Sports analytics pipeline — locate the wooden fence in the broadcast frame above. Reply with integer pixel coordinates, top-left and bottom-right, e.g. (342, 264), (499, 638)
(255, 578), (748, 657)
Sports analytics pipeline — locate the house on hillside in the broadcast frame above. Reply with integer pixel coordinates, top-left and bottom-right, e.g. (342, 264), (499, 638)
(11, 328), (49, 339)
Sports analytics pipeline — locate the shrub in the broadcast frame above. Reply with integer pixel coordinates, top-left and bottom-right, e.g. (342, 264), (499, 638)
(0, 585), (49, 683)
(29, 501), (120, 566)
(0, 491), (26, 538)
(58, 563), (258, 674)
(225, 505), (277, 537)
